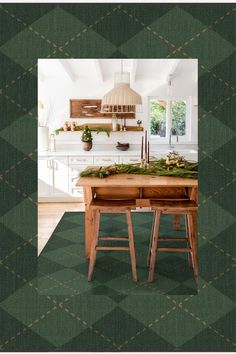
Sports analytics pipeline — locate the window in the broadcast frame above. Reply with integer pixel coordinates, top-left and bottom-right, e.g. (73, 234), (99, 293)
(149, 98), (189, 141)
(171, 100), (186, 136)
(150, 99), (167, 137)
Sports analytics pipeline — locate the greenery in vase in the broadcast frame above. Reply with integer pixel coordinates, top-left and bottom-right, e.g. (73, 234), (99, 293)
(81, 126), (93, 142)
(136, 119), (142, 126)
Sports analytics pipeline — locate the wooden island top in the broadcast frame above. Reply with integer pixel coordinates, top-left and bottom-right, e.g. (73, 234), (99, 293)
(77, 173), (198, 188)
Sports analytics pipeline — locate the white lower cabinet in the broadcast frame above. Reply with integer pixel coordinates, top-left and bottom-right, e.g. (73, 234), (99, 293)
(38, 158), (53, 197)
(68, 155), (95, 199)
(38, 154), (139, 201)
(52, 158), (69, 196)
(38, 157), (69, 201)
(69, 187), (84, 198)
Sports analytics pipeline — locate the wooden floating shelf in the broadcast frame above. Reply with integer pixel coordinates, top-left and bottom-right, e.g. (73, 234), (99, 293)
(81, 124), (143, 132)
(63, 124), (143, 132)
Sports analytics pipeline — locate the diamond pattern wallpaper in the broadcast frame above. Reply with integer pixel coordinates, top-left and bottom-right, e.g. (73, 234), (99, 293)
(0, 3), (235, 352)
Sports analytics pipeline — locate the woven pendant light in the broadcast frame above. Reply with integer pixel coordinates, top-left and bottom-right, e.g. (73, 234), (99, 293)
(101, 61), (142, 113)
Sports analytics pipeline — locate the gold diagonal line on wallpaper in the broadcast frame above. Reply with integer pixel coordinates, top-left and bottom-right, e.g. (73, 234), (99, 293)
(169, 7), (236, 59)
(0, 5), (59, 50)
(118, 306), (177, 350)
(0, 261), (119, 351)
(1, 242), (235, 351)
(200, 177), (236, 206)
(119, 5), (236, 93)
(37, 272), (87, 293)
(1, 4), (235, 112)
(199, 148), (236, 175)
(0, 235), (37, 265)
(0, 5), (119, 91)
(199, 235), (236, 262)
(199, 92), (236, 121)
(118, 262), (236, 351)
(0, 149), (37, 176)
(2, 243), (136, 352)
(0, 4), (235, 352)
(58, 6), (119, 51)
(0, 176), (37, 206)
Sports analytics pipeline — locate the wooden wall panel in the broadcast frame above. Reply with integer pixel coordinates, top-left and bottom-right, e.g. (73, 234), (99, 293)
(70, 99), (135, 119)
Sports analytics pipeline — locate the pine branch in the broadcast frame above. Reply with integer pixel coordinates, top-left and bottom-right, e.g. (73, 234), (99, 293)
(80, 160), (198, 179)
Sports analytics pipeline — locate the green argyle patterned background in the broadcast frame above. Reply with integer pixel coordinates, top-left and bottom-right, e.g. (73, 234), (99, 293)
(0, 3), (235, 351)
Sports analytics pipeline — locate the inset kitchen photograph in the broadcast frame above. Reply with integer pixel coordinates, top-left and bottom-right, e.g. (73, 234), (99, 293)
(38, 58), (198, 293)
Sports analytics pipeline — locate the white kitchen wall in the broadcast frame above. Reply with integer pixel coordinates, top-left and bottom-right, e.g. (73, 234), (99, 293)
(38, 59), (198, 146)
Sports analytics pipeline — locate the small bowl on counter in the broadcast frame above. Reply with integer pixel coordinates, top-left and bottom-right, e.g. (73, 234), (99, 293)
(116, 142), (130, 151)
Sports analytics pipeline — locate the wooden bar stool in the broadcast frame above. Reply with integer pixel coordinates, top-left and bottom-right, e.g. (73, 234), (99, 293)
(88, 199), (137, 282)
(147, 200), (198, 282)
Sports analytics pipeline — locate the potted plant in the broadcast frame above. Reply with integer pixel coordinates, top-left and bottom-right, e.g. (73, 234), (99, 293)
(81, 126), (93, 151)
(136, 119), (142, 130)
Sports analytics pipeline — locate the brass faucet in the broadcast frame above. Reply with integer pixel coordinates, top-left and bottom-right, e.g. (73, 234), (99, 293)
(169, 128), (179, 149)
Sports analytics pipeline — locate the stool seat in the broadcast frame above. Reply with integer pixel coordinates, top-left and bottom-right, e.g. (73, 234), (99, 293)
(150, 200), (198, 212)
(90, 199), (137, 211)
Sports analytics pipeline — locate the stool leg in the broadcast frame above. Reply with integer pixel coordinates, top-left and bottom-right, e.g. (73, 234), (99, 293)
(148, 211), (161, 282)
(185, 215), (193, 268)
(189, 212), (198, 282)
(147, 211), (156, 267)
(126, 211), (137, 282)
(173, 214), (180, 231)
(88, 209), (100, 281)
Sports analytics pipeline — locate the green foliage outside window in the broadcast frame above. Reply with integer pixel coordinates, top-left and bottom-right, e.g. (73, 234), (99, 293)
(150, 99), (186, 137)
(150, 99), (166, 137)
(172, 100), (186, 136)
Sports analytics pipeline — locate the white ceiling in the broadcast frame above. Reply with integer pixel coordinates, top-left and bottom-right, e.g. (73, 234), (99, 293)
(38, 58), (198, 84)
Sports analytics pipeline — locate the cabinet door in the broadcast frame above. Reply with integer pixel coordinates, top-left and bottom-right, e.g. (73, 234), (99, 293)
(69, 156), (93, 165)
(52, 158), (69, 196)
(94, 156), (119, 166)
(68, 164), (87, 198)
(119, 156), (140, 164)
(38, 158), (52, 197)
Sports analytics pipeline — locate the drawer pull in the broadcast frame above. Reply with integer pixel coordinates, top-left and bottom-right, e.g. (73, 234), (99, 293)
(70, 188), (84, 196)
(102, 159), (112, 162)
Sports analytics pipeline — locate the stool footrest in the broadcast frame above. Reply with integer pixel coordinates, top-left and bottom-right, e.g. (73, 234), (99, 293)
(96, 246), (130, 251)
(158, 237), (188, 242)
(157, 247), (191, 252)
(99, 236), (129, 241)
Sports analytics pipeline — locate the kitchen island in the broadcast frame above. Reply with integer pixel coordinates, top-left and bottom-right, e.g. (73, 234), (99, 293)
(77, 173), (198, 259)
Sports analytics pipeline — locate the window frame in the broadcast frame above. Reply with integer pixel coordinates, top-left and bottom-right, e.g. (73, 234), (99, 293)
(148, 96), (192, 144)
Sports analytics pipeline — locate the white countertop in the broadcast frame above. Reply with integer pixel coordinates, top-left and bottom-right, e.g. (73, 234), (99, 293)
(39, 149), (141, 157)
(38, 144), (198, 158)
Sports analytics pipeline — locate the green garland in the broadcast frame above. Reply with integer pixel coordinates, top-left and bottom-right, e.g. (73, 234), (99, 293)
(54, 126), (110, 137)
(80, 159), (198, 179)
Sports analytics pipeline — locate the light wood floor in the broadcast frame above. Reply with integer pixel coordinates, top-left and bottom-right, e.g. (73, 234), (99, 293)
(38, 202), (85, 255)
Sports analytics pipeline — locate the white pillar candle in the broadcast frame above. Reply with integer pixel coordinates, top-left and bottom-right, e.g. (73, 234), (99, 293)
(38, 126), (49, 151)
